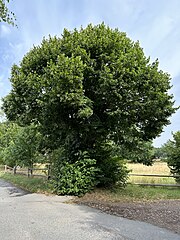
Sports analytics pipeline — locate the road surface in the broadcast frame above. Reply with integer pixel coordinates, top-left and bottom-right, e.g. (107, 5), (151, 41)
(0, 178), (179, 240)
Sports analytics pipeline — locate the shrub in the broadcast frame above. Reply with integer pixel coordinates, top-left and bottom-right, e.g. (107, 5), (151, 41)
(87, 141), (130, 187)
(51, 150), (99, 196)
(97, 156), (129, 187)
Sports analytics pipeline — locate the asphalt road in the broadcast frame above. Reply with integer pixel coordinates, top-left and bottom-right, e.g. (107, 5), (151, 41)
(0, 179), (179, 240)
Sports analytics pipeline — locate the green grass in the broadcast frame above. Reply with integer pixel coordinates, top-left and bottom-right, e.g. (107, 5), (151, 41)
(0, 172), (53, 194)
(0, 171), (179, 202)
(80, 185), (180, 203)
(113, 184), (180, 201)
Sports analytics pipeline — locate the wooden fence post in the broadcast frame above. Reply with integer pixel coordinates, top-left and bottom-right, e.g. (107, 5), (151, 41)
(47, 165), (51, 180)
(13, 166), (17, 175)
(28, 168), (33, 177)
(4, 165), (7, 173)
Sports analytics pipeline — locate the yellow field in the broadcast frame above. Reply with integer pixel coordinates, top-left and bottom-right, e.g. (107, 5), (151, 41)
(126, 162), (176, 184)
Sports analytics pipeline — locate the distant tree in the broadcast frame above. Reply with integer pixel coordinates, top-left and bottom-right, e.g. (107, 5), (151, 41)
(118, 141), (155, 165)
(0, 0), (16, 25)
(164, 131), (180, 183)
(0, 122), (19, 165)
(2, 23), (176, 193)
(154, 146), (168, 160)
(3, 125), (42, 167)
(0, 122), (19, 149)
(0, 122), (42, 167)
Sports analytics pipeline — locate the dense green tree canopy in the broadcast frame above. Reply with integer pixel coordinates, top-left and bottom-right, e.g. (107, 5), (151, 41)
(3, 24), (176, 153)
(0, 0), (16, 25)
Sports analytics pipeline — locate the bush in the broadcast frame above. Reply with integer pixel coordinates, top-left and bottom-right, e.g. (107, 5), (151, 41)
(51, 150), (99, 196)
(97, 156), (129, 187)
(88, 141), (129, 187)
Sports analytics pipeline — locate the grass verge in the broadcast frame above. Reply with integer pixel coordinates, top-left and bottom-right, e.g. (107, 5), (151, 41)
(0, 172), (179, 201)
(78, 184), (180, 203)
(0, 172), (53, 194)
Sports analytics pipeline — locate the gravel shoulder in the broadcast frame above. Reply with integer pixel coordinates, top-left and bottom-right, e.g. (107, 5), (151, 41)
(75, 198), (180, 234)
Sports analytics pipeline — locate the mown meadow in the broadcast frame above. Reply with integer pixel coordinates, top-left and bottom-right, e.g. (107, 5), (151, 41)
(127, 161), (176, 185)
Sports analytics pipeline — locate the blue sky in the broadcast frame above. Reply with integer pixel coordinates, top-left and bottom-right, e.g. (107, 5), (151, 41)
(0, 0), (179, 147)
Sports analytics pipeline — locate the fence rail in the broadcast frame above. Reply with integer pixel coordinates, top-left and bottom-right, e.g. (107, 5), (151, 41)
(129, 173), (180, 187)
(1, 165), (14, 172)
(27, 167), (51, 179)
(1, 165), (51, 180)
(1, 165), (180, 187)
(129, 173), (180, 178)
(132, 183), (180, 187)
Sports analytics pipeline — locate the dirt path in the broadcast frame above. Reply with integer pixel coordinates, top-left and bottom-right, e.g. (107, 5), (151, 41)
(76, 199), (180, 234)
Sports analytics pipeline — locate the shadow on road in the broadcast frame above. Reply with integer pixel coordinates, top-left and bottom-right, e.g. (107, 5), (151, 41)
(0, 178), (30, 197)
(8, 186), (30, 197)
